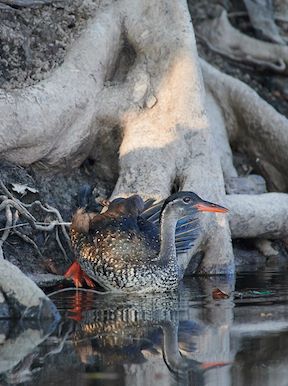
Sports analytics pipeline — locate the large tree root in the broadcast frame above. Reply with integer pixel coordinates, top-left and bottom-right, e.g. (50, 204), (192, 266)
(0, 258), (59, 319)
(201, 59), (288, 243)
(274, 0), (288, 21)
(0, 0), (234, 274)
(227, 193), (288, 239)
(243, 0), (285, 45)
(197, 10), (288, 72)
(202, 59), (288, 192)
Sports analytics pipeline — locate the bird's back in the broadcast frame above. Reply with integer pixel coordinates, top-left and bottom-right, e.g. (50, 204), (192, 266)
(70, 199), (166, 291)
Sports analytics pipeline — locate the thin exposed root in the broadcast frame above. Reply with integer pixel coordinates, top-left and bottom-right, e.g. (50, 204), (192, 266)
(0, 181), (37, 220)
(0, 198), (36, 225)
(12, 227), (43, 257)
(55, 226), (69, 262)
(22, 200), (71, 248)
(11, 210), (43, 258)
(0, 181), (72, 260)
(45, 204), (71, 248)
(0, 222), (71, 232)
(0, 203), (13, 259)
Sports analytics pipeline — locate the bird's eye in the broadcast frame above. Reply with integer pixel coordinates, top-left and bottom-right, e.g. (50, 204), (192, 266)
(183, 197), (191, 203)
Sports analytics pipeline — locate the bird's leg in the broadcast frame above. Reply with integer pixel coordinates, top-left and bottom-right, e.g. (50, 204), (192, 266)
(64, 261), (96, 288)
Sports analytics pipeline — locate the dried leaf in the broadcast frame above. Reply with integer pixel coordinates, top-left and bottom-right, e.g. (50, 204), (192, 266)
(212, 288), (229, 299)
(11, 183), (38, 196)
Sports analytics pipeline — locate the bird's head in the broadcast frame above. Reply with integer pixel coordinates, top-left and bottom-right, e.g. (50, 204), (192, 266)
(160, 191), (228, 219)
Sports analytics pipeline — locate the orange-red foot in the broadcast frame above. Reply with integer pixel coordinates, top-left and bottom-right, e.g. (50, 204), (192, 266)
(68, 291), (83, 321)
(64, 261), (96, 288)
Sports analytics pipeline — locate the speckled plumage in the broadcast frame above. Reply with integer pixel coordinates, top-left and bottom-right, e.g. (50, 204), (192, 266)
(70, 217), (176, 292)
(70, 192), (228, 293)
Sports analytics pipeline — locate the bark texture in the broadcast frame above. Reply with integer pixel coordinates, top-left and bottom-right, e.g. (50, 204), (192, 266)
(0, 258), (59, 319)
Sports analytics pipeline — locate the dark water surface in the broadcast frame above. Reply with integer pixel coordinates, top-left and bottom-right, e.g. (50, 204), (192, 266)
(2, 272), (288, 386)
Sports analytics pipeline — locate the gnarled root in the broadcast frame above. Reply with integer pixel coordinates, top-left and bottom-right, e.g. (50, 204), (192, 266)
(227, 193), (288, 239)
(202, 59), (288, 192)
(0, 181), (71, 262)
(202, 58), (288, 256)
(0, 258), (59, 319)
(197, 10), (288, 72)
(243, 0), (285, 45)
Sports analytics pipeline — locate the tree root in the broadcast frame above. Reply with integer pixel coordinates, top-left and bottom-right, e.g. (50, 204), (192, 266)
(274, 0), (288, 21)
(243, 0), (285, 44)
(12, 209), (43, 258)
(0, 258), (59, 319)
(202, 68), (288, 254)
(0, 181), (71, 262)
(197, 10), (288, 72)
(226, 193), (288, 239)
(201, 59), (288, 192)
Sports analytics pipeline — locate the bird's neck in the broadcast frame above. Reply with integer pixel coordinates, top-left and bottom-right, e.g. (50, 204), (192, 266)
(159, 205), (178, 266)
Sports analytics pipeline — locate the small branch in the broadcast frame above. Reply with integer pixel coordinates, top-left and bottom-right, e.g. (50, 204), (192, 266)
(243, 0), (285, 45)
(0, 181), (37, 225)
(196, 32), (286, 72)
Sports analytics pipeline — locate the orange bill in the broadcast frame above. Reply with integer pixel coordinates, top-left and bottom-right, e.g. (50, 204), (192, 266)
(195, 202), (228, 213)
(201, 361), (231, 370)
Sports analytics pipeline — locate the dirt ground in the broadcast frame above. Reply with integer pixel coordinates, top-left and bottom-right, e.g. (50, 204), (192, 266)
(0, 0), (98, 89)
(0, 0), (287, 280)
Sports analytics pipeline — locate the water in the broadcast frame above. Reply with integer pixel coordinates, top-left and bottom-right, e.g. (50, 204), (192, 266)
(2, 272), (288, 386)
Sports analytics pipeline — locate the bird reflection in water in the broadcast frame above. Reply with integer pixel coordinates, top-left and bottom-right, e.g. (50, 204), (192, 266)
(64, 288), (228, 381)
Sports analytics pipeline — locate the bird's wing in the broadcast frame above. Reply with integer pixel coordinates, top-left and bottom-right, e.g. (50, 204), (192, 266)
(142, 200), (201, 256)
(141, 199), (164, 224)
(175, 215), (201, 255)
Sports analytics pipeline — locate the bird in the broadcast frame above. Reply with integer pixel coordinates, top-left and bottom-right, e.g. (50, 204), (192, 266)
(65, 191), (228, 293)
